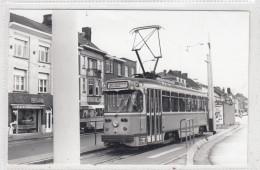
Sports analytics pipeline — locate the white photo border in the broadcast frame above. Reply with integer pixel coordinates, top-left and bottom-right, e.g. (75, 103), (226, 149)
(1, 0), (259, 170)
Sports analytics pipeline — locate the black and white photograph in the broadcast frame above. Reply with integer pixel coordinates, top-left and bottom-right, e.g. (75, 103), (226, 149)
(1, 1), (260, 170)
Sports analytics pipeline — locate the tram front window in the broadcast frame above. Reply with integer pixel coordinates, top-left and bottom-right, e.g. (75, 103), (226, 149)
(105, 90), (143, 113)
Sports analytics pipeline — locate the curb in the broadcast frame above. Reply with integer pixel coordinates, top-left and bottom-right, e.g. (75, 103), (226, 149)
(8, 132), (103, 142)
(186, 124), (241, 165)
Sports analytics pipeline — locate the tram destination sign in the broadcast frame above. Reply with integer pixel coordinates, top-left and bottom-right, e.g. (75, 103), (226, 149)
(107, 81), (128, 89)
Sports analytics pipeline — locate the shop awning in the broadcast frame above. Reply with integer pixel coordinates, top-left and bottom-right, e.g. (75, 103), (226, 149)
(11, 104), (45, 109)
(88, 105), (104, 110)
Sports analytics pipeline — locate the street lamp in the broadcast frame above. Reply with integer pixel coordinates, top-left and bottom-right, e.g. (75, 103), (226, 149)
(138, 59), (156, 73)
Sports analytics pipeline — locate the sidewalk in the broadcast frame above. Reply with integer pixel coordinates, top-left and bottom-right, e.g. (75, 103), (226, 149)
(188, 116), (247, 165)
(8, 132), (53, 142)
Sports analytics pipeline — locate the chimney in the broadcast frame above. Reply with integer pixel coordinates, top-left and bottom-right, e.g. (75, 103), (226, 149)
(222, 88), (225, 93)
(227, 87), (231, 94)
(82, 27), (92, 41)
(42, 14), (52, 26)
(182, 73), (188, 78)
(163, 70), (167, 76)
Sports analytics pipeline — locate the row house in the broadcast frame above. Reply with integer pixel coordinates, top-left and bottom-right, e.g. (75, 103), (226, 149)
(103, 55), (137, 82)
(8, 13), (137, 136)
(8, 13), (53, 135)
(78, 27), (106, 121)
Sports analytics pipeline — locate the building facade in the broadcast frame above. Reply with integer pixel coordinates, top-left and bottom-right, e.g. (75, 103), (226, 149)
(78, 27), (107, 122)
(120, 58), (137, 78)
(8, 13), (53, 135)
(8, 13), (138, 135)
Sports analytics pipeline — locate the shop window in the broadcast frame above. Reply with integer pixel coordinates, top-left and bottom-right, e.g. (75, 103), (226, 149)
(88, 79), (94, 95)
(14, 38), (28, 58)
(13, 69), (26, 91)
(39, 45), (49, 63)
(38, 73), (48, 93)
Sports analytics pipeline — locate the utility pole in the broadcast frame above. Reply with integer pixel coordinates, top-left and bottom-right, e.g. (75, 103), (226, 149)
(207, 34), (216, 134)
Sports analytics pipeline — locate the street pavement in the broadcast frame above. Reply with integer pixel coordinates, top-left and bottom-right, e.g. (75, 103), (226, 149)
(193, 115), (247, 165)
(8, 133), (105, 164)
(9, 116), (247, 165)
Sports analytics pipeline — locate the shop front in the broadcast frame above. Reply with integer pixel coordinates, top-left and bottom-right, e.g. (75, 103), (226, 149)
(10, 104), (44, 134)
(8, 93), (53, 135)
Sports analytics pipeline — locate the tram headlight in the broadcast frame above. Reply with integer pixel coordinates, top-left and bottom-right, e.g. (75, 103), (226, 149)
(112, 121), (119, 128)
(135, 83), (139, 87)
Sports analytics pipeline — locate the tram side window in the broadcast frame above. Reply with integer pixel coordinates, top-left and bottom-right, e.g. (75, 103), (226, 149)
(201, 98), (206, 111)
(146, 90), (150, 113)
(162, 91), (170, 112)
(151, 90), (154, 113)
(185, 95), (192, 112)
(197, 97), (202, 111)
(192, 95), (197, 111)
(179, 93), (185, 111)
(171, 92), (178, 112)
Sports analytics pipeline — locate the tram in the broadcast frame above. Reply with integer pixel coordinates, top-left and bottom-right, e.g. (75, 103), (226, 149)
(101, 75), (208, 147)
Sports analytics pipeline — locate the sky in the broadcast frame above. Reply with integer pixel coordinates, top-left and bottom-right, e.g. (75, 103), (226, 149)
(11, 10), (249, 97)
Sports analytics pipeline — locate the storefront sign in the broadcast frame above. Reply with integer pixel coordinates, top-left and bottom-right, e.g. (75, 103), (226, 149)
(11, 104), (45, 109)
(107, 81), (128, 89)
(31, 98), (44, 104)
(215, 105), (224, 125)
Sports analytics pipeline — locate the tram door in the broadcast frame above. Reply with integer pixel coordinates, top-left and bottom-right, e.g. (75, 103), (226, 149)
(146, 89), (163, 143)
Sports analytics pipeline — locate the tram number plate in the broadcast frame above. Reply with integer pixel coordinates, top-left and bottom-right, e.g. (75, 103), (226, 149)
(107, 81), (128, 89)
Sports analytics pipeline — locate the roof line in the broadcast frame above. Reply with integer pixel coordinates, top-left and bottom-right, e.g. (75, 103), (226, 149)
(9, 22), (52, 37)
(82, 44), (107, 54)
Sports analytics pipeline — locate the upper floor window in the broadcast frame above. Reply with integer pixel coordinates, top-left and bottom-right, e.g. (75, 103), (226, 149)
(125, 66), (129, 77)
(13, 69), (26, 91)
(106, 60), (110, 73)
(82, 56), (87, 69)
(106, 60), (113, 73)
(82, 78), (86, 93)
(38, 73), (48, 93)
(118, 63), (122, 76)
(88, 79), (94, 95)
(110, 61), (113, 73)
(39, 46), (49, 63)
(131, 67), (135, 76)
(96, 80), (100, 96)
(88, 58), (97, 69)
(14, 39), (28, 58)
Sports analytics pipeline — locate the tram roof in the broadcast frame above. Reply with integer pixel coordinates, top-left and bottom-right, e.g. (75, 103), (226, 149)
(106, 77), (206, 94)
